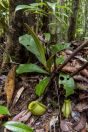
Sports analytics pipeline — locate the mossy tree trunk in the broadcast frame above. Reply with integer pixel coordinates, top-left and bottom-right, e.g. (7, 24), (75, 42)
(67, 0), (79, 42)
(3, 0), (35, 67)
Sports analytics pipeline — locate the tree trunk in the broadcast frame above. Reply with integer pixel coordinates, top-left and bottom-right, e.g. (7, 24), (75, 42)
(67, 0), (79, 42)
(5, 0), (35, 65)
(84, 0), (88, 37)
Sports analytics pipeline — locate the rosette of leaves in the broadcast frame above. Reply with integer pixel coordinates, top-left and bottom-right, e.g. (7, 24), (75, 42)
(16, 23), (75, 97)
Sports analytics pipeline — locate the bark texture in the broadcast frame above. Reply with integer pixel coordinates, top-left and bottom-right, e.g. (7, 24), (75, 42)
(68, 0), (79, 42)
(7, 0), (35, 64)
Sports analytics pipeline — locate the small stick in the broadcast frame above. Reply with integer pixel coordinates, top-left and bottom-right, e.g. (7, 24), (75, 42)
(71, 61), (88, 77)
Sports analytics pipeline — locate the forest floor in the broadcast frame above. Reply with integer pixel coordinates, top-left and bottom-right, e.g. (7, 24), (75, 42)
(0, 41), (88, 132)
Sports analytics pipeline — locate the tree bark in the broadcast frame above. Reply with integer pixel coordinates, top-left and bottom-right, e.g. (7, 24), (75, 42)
(67, 0), (79, 42)
(5, 0), (35, 65)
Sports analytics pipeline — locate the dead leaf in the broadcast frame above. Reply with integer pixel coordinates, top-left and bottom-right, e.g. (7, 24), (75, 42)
(74, 115), (86, 131)
(79, 93), (88, 100)
(81, 127), (86, 132)
(73, 102), (88, 112)
(4, 65), (16, 107)
(19, 112), (31, 122)
(60, 119), (73, 132)
(49, 115), (59, 132)
(12, 87), (25, 108)
(36, 129), (44, 132)
(12, 110), (27, 121)
(71, 111), (80, 122)
(27, 117), (35, 126)
(62, 65), (88, 78)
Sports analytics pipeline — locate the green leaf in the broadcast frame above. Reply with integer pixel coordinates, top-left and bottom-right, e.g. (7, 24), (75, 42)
(56, 55), (65, 65)
(50, 43), (70, 55)
(25, 24), (47, 67)
(0, 105), (10, 115)
(4, 121), (33, 132)
(59, 73), (75, 97)
(46, 2), (56, 13)
(19, 34), (41, 61)
(15, 5), (30, 12)
(47, 55), (54, 71)
(16, 64), (48, 74)
(46, 55), (65, 71)
(35, 77), (50, 96)
(44, 33), (51, 42)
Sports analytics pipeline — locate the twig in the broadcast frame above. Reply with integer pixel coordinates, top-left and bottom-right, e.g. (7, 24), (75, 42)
(71, 61), (88, 77)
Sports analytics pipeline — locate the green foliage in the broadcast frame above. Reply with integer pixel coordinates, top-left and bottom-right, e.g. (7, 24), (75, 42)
(4, 121), (33, 132)
(0, 0), (9, 36)
(17, 25), (72, 97)
(35, 77), (50, 96)
(44, 33), (51, 42)
(59, 73), (75, 97)
(50, 43), (70, 55)
(0, 106), (33, 132)
(56, 56), (65, 65)
(16, 64), (48, 74)
(19, 34), (47, 67)
(15, 2), (46, 15)
(0, 105), (10, 115)
(25, 24), (47, 67)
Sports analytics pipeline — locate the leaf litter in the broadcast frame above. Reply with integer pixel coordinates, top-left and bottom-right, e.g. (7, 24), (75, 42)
(0, 41), (88, 131)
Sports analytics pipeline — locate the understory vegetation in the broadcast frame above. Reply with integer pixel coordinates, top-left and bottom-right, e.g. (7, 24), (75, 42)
(0, 0), (88, 132)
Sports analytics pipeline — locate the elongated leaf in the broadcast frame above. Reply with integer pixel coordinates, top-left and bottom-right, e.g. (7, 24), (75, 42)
(0, 106), (10, 115)
(4, 121), (33, 132)
(50, 43), (70, 55)
(25, 24), (47, 67)
(15, 5), (30, 12)
(16, 64), (48, 74)
(35, 77), (50, 96)
(46, 2), (56, 13)
(59, 73), (75, 97)
(4, 66), (16, 106)
(47, 55), (54, 71)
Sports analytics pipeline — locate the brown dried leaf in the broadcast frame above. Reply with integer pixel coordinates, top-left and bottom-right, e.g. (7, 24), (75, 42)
(81, 127), (86, 132)
(12, 87), (25, 108)
(12, 110), (31, 122)
(74, 102), (88, 112)
(36, 129), (44, 132)
(4, 65), (16, 107)
(79, 93), (88, 100)
(60, 119), (73, 132)
(12, 110), (27, 121)
(74, 115), (86, 131)
(19, 112), (31, 122)
(81, 69), (88, 78)
(62, 65), (77, 73)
